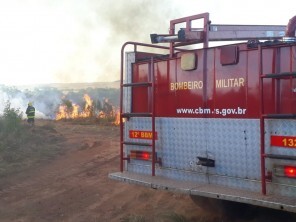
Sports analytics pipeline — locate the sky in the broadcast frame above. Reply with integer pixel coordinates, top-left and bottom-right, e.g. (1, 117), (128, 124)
(0, 0), (295, 86)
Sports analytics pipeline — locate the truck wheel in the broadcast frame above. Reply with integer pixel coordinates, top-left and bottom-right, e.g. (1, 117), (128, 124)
(286, 16), (296, 37)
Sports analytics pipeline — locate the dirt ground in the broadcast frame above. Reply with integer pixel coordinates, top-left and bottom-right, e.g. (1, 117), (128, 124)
(0, 120), (295, 222)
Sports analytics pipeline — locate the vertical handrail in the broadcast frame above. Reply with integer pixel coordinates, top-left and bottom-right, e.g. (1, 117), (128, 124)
(259, 45), (267, 195)
(119, 43), (125, 172)
(151, 57), (156, 176)
(274, 47), (281, 114)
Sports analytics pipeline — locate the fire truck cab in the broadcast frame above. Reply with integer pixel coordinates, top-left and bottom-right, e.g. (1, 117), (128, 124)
(109, 13), (296, 213)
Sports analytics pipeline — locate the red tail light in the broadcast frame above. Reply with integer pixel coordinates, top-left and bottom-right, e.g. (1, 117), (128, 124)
(274, 165), (296, 179)
(284, 166), (296, 178)
(130, 150), (153, 161)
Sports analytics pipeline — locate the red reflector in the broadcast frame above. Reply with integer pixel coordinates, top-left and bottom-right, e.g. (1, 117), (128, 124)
(142, 152), (150, 160)
(284, 166), (296, 178)
(130, 150), (152, 161)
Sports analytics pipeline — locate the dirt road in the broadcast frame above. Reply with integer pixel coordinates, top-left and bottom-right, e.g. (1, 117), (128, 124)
(0, 121), (204, 222)
(0, 120), (295, 222)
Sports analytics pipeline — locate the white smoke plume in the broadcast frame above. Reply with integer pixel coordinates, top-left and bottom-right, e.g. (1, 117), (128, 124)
(0, 1), (295, 86)
(0, 0), (185, 86)
(0, 86), (61, 119)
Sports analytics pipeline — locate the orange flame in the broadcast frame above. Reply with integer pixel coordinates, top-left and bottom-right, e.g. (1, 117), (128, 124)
(55, 94), (119, 122)
(56, 105), (67, 120)
(56, 94), (93, 120)
(80, 94), (93, 118)
(113, 109), (125, 126)
(56, 103), (80, 120)
(113, 110), (120, 125)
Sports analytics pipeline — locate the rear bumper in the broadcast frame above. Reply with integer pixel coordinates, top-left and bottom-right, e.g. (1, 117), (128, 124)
(109, 171), (296, 213)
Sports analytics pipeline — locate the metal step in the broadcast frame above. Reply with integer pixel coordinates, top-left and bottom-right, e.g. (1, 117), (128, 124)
(109, 171), (296, 213)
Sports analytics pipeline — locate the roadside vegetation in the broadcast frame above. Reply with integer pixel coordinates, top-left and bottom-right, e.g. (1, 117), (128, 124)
(0, 101), (64, 178)
(0, 99), (118, 179)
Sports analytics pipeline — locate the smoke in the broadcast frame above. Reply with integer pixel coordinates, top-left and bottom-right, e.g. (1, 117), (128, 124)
(0, 0), (185, 86)
(52, 0), (184, 84)
(0, 86), (62, 119)
(0, 85), (119, 120)
(0, 89), (29, 118)
(50, 0), (296, 85)
(1, 0), (296, 86)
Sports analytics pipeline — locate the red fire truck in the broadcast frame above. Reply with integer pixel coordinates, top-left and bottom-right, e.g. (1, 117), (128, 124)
(109, 13), (296, 213)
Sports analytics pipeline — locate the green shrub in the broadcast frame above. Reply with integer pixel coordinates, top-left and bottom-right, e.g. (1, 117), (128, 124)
(0, 101), (23, 136)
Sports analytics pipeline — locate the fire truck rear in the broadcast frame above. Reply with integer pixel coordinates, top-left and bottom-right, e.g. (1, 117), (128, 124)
(109, 13), (296, 213)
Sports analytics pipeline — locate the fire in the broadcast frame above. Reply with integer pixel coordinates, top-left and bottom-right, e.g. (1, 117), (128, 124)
(56, 103), (80, 120)
(114, 110), (120, 125)
(98, 111), (106, 119)
(80, 94), (93, 118)
(56, 105), (67, 120)
(113, 109), (126, 126)
(55, 94), (119, 125)
(55, 94), (94, 120)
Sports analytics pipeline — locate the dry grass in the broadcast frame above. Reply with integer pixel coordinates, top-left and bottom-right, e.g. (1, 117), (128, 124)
(0, 120), (65, 178)
(0, 116), (117, 178)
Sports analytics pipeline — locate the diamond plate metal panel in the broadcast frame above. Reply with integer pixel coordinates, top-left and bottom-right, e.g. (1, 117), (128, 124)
(264, 119), (296, 193)
(123, 117), (296, 197)
(207, 119), (260, 179)
(265, 119), (296, 156)
(123, 52), (135, 113)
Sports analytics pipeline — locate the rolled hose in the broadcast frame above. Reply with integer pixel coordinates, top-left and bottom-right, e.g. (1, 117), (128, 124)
(286, 15), (296, 37)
